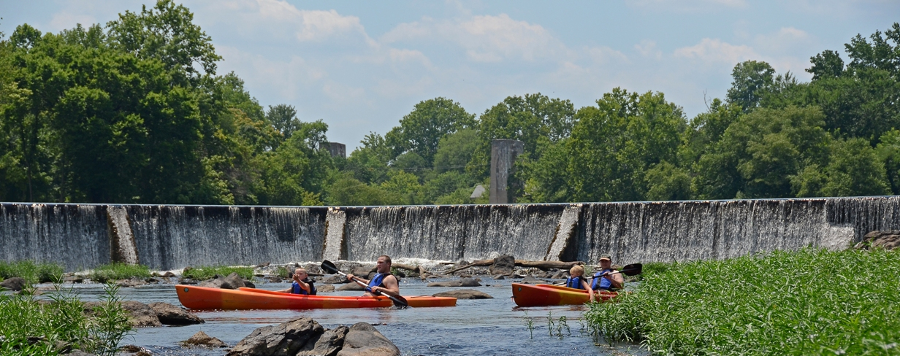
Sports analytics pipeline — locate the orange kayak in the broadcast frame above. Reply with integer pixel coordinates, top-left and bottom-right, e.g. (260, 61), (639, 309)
(511, 283), (619, 307)
(236, 287), (457, 308)
(175, 285), (456, 310)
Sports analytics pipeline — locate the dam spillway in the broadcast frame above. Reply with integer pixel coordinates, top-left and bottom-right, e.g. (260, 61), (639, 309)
(1, 196), (899, 271)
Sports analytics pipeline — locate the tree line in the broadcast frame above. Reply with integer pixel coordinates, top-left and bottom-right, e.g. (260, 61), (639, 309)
(1, 1), (898, 206)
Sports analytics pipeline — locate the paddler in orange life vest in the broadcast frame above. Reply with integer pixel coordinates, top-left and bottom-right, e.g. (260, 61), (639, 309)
(564, 265), (596, 302)
(591, 254), (624, 291)
(346, 255), (400, 298)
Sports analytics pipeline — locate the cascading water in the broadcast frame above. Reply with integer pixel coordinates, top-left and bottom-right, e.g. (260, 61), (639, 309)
(2, 197), (899, 271)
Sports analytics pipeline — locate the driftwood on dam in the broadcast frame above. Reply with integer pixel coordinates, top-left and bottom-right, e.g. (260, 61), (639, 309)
(445, 260), (583, 274)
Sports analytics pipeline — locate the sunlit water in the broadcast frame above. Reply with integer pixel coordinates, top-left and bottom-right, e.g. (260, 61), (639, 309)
(46, 277), (646, 356)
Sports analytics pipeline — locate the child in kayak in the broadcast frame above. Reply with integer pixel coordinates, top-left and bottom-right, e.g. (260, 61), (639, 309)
(565, 265), (595, 303)
(279, 268), (316, 295)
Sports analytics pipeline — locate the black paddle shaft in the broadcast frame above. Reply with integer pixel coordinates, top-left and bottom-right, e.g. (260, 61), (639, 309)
(589, 263), (643, 279)
(321, 260), (409, 308)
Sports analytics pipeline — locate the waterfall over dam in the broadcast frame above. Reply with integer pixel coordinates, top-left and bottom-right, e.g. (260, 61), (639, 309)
(2, 196), (899, 272)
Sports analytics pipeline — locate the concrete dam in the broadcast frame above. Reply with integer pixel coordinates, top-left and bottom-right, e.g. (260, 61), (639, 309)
(2, 196), (899, 272)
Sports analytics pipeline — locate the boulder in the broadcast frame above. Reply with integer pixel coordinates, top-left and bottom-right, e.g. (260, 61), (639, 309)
(318, 284), (336, 293)
(297, 325), (349, 356)
(550, 270), (569, 279)
(336, 322), (399, 356)
(90, 301), (161, 327)
(337, 283), (366, 291)
(220, 272), (246, 289)
(116, 278), (148, 288)
(148, 302), (204, 325)
(855, 231), (900, 250)
(197, 278), (224, 289)
(0, 277), (26, 291)
(520, 275), (545, 285)
(243, 280), (256, 288)
(322, 274), (348, 284)
(432, 289), (493, 299)
(488, 255), (515, 276)
(180, 330), (228, 348)
(227, 317), (324, 356)
(426, 278), (481, 287)
(351, 266), (376, 278)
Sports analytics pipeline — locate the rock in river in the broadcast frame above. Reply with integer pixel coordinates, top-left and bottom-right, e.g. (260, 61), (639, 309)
(432, 289), (493, 299)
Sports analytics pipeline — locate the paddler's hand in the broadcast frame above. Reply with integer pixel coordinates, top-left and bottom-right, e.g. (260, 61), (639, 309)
(346, 274), (355, 281)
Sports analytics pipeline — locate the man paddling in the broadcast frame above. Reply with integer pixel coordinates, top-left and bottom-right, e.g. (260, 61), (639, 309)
(347, 255), (400, 298)
(591, 254), (624, 291)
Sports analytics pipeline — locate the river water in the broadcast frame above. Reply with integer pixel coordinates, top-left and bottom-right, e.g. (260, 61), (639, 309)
(55, 277), (646, 356)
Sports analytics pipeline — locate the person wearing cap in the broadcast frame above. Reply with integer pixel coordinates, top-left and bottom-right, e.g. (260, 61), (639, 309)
(591, 254), (624, 291)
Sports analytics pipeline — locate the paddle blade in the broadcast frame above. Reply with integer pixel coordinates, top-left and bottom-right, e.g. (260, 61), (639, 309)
(391, 295), (409, 308)
(620, 263), (643, 276)
(321, 260), (339, 274)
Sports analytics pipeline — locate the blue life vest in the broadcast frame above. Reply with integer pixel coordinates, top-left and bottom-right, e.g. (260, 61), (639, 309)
(565, 276), (585, 289)
(591, 268), (615, 290)
(291, 279), (316, 295)
(366, 273), (391, 292)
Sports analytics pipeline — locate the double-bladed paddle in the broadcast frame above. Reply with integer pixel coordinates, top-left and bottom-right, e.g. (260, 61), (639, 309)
(590, 263), (643, 279)
(321, 260), (409, 308)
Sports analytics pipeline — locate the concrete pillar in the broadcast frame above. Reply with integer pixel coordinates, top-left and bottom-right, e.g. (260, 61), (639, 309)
(324, 142), (346, 158)
(489, 139), (525, 204)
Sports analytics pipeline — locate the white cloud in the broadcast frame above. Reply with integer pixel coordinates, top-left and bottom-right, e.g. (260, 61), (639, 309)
(754, 27), (810, 52)
(674, 38), (758, 64)
(48, 12), (97, 31)
(586, 46), (629, 64)
(634, 40), (661, 59)
(383, 14), (568, 63)
(629, 0), (747, 11)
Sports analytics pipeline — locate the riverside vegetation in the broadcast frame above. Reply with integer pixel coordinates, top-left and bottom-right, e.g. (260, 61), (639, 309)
(585, 248), (900, 355)
(0, 284), (132, 355)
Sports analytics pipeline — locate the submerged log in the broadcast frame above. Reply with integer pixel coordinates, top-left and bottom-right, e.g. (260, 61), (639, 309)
(445, 260), (584, 274)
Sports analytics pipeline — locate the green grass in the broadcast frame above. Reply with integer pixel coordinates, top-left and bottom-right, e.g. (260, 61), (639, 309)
(0, 284), (132, 355)
(89, 263), (152, 283)
(0, 260), (65, 284)
(182, 265), (254, 280)
(585, 248), (900, 355)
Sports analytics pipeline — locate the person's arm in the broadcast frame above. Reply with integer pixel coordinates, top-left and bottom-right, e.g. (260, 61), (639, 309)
(582, 280), (595, 302)
(369, 275), (400, 297)
(294, 277), (311, 294)
(605, 272), (624, 290)
(346, 274), (370, 285)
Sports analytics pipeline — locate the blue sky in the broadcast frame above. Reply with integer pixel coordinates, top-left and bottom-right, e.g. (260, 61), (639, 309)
(2, 0), (898, 149)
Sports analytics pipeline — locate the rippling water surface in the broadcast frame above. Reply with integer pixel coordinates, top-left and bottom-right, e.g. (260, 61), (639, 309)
(62, 277), (644, 356)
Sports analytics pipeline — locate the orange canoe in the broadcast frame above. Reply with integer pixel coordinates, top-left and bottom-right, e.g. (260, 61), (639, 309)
(175, 285), (455, 310)
(511, 283), (619, 307)
(236, 287), (457, 308)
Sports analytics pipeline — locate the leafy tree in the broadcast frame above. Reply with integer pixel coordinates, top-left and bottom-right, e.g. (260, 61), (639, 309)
(379, 170), (421, 205)
(326, 176), (391, 206)
(806, 50), (844, 80)
(726, 60), (775, 112)
(694, 106), (830, 199)
(820, 137), (891, 196)
(876, 129), (900, 194)
(644, 161), (692, 201)
(266, 104), (302, 142)
(106, 0), (220, 87)
(385, 97), (474, 166)
(343, 132), (393, 185)
(469, 93), (575, 179)
(433, 128), (478, 173)
(566, 88), (686, 202)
